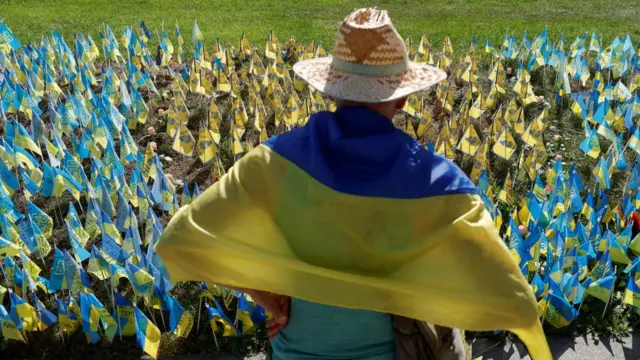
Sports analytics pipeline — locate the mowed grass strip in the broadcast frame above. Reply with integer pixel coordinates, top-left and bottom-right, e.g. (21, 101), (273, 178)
(2, 0), (639, 52)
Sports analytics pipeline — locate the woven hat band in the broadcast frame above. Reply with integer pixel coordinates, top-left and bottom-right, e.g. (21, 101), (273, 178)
(331, 57), (409, 77)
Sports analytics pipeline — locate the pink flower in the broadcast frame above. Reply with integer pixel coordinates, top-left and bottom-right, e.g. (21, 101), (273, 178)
(149, 141), (157, 150)
(555, 154), (563, 161)
(518, 225), (527, 235)
(157, 109), (165, 117)
(553, 134), (562, 141)
(545, 184), (553, 194)
(537, 95), (544, 103)
(147, 127), (156, 136)
(506, 67), (513, 74)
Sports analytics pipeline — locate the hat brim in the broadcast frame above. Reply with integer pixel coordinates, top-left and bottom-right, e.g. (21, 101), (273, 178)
(293, 56), (447, 103)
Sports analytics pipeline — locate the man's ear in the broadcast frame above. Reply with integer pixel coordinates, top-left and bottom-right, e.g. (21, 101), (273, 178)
(395, 97), (407, 110)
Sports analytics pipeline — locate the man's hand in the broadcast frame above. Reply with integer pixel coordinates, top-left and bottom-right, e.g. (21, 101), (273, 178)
(243, 289), (291, 339)
(266, 295), (291, 339)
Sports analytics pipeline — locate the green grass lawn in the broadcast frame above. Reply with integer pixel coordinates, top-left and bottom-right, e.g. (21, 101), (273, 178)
(2, 0), (639, 52)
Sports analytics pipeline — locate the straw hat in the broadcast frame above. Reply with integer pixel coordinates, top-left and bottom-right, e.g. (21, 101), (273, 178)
(293, 8), (447, 103)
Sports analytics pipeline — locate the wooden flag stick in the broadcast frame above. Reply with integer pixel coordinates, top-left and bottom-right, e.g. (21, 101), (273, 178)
(111, 287), (123, 341)
(144, 301), (158, 326)
(211, 314), (219, 351)
(601, 266), (618, 319)
(158, 306), (167, 330)
(54, 294), (67, 348)
(196, 297), (203, 334)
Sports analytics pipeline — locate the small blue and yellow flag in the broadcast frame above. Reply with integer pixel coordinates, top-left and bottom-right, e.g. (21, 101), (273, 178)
(624, 269), (640, 308)
(89, 293), (118, 342)
(57, 296), (79, 334)
(207, 299), (239, 336)
(10, 292), (38, 331)
(79, 292), (101, 344)
(538, 292), (579, 328)
(181, 180), (192, 207)
(13, 120), (41, 156)
(134, 307), (161, 359)
(0, 22), (22, 51)
(168, 295), (193, 338)
(34, 295), (57, 331)
(101, 234), (131, 265)
(125, 262), (155, 300)
(113, 291), (136, 336)
(0, 304), (25, 342)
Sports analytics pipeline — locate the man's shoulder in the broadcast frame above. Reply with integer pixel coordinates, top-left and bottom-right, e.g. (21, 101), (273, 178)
(260, 114), (478, 199)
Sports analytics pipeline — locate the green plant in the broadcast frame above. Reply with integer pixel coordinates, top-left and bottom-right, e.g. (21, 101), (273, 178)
(158, 144), (172, 155)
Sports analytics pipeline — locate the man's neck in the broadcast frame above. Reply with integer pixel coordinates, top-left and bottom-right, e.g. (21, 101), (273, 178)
(335, 101), (396, 120)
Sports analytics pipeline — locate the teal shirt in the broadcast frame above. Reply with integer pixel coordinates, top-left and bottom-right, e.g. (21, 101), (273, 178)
(270, 298), (395, 360)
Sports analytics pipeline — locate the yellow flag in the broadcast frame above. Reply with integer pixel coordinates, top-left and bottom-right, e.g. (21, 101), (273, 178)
(437, 139), (456, 160)
(313, 90), (327, 112)
(523, 150), (539, 181)
(230, 72), (241, 98)
(523, 82), (538, 105)
(175, 76), (189, 97)
(209, 100), (223, 132)
(504, 98), (519, 124)
(532, 141), (548, 169)
(415, 112), (432, 139)
(232, 127), (245, 156)
(166, 106), (179, 138)
(285, 93), (300, 127)
(188, 66), (205, 94)
(457, 124), (481, 156)
(201, 74), (213, 95)
(250, 53), (266, 77)
(436, 122), (451, 146)
(197, 126), (217, 163)
(483, 84), (499, 110)
(493, 128), (516, 160)
(247, 88), (258, 115)
(468, 93), (484, 120)
(402, 93), (421, 116)
(470, 143), (488, 181)
(172, 121), (195, 156)
(254, 104), (268, 143)
(274, 52), (286, 78)
(522, 120), (542, 147)
(175, 93), (189, 123)
(499, 171), (514, 204)
(0, 318), (25, 342)
(512, 107), (526, 136)
(488, 61), (506, 86)
(174, 311), (194, 338)
(215, 69), (231, 93)
(233, 97), (248, 128)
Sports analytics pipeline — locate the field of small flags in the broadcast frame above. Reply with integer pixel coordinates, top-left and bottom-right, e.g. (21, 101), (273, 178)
(0, 12), (640, 359)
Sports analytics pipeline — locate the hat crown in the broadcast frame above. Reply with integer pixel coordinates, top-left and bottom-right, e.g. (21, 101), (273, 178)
(334, 8), (408, 66)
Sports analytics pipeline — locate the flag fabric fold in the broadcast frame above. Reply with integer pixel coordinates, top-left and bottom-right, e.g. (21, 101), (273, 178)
(155, 107), (549, 358)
